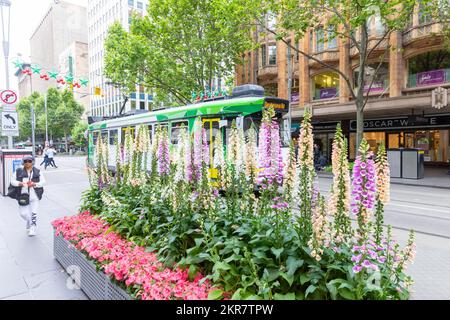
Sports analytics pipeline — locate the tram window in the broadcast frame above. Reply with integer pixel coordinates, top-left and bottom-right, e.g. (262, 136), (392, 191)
(148, 125), (153, 143)
(101, 130), (108, 143)
(170, 121), (188, 145)
(109, 129), (118, 145)
(93, 131), (99, 145)
(121, 126), (136, 144)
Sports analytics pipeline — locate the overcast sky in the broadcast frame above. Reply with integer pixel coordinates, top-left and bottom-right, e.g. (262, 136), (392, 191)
(0, 0), (88, 91)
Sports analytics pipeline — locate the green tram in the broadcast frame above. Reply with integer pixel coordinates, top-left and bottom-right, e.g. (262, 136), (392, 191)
(87, 85), (290, 173)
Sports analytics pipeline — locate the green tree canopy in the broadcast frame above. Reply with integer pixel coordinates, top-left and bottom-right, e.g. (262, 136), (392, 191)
(240, 0), (448, 149)
(104, 0), (256, 105)
(71, 121), (88, 149)
(17, 88), (84, 147)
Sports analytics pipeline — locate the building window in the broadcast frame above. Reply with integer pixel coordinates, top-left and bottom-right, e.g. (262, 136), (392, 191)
(267, 12), (276, 30)
(407, 50), (450, 87)
(261, 44), (267, 67)
(137, 1), (143, 9)
(315, 27), (324, 52)
(268, 44), (277, 66)
(128, 0), (134, 7)
(295, 41), (299, 61)
(418, 1), (433, 24)
(312, 72), (339, 100)
(353, 63), (389, 94)
(327, 25), (337, 49)
(263, 83), (278, 97)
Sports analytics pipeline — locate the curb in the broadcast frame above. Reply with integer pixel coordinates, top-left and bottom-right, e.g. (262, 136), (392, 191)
(317, 173), (450, 190)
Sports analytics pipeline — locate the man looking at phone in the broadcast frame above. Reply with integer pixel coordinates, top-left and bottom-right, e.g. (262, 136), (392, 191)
(10, 155), (46, 236)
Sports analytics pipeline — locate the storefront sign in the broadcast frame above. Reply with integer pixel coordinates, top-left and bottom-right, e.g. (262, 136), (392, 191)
(350, 115), (450, 131)
(417, 69), (446, 87)
(319, 87), (337, 99)
(363, 81), (385, 93)
(291, 92), (299, 103)
(312, 121), (340, 131)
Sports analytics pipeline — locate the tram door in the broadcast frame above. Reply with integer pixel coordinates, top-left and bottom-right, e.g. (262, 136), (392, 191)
(202, 118), (221, 179)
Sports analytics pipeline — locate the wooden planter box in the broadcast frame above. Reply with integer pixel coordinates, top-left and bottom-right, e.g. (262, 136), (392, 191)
(53, 232), (132, 300)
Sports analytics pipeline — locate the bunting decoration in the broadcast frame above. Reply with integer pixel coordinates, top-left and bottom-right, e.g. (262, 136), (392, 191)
(191, 87), (229, 103)
(11, 58), (89, 89)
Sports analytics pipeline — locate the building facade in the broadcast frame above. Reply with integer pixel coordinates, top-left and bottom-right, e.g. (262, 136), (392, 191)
(58, 41), (90, 119)
(29, 1), (88, 96)
(236, 7), (450, 166)
(87, 0), (152, 118)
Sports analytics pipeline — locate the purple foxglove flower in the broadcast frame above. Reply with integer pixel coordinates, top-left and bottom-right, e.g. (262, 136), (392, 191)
(351, 254), (362, 263)
(377, 257), (386, 263)
(362, 260), (372, 268)
(352, 265), (363, 273)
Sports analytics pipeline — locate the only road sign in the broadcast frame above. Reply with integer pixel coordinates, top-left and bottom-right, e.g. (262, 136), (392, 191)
(1, 111), (19, 137)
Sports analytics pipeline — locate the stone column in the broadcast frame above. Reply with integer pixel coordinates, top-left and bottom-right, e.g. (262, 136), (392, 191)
(389, 31), (404, 97)
(299, 30), (310, 106)
(339, 32), (351, 103)
(277, 40), (288, 99)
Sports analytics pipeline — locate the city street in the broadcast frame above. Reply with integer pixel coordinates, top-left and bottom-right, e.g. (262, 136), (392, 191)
(0, 156), (449, 299)
(0, 156), (88, 300)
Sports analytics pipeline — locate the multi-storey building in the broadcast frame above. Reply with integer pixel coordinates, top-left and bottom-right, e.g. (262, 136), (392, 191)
(87, 0), (152, 118)
(29, 1), (88, 95)
(58, 41), (90, 119)
(236, 7), (450, 166)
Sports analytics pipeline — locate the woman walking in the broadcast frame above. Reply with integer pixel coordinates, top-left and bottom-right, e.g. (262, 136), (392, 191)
(10, 155), (46, 236)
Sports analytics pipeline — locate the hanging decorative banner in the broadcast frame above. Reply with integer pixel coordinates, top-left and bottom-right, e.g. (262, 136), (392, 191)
(31, 64), (42, 74)
(11, 59), (89, 89)
(48, 71), (59, 79)
(191, 87), (229, 103)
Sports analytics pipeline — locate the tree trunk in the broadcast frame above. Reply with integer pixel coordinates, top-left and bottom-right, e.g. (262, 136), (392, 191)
(356, 102), (365, 152)
(65, 132), (69, 153)
(355, 24), (368, 153)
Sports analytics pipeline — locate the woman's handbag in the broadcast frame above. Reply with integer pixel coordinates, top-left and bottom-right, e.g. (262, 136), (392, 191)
(18, 193), (30, 206)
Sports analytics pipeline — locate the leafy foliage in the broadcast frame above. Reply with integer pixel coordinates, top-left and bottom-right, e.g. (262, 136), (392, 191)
(81, 111), (415, 300)
(104, 0), (256, 105)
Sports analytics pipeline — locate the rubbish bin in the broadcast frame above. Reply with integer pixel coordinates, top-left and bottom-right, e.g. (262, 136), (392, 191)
(0, 149), (33, 196)
(387, 149), (402, 178)
(402, 149), (424, 179)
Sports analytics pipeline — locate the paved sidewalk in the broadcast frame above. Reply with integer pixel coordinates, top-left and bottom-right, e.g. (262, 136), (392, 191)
(319, 167), (450, 189)
(0, 158), (88, 300)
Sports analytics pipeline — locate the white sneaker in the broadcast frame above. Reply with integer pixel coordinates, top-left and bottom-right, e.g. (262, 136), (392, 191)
(28, 226), (37, 237)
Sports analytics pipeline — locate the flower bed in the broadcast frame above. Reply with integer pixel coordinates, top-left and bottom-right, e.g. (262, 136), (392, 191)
(52, 212), (213, 300)
(75, 109), (415, 300)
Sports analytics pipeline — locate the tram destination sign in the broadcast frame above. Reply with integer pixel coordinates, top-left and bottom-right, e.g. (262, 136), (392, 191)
(350, 115), (450, 131)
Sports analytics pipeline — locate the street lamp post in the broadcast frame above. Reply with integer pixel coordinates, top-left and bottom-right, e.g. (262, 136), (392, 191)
(0, 0), (12, 148)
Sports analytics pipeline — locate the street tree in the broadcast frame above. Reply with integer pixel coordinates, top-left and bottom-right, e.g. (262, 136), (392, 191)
(243, 0), (448, 149)
(71, 121), (88, 150)
(104, 0), (256, 106)
(17, 88), (84, 150)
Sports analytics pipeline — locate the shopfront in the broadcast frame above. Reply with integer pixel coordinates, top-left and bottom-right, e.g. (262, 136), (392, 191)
(349, 114), (450, 166)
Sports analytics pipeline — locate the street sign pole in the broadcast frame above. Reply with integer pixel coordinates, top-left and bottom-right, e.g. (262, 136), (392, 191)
(0, 0), (12, 149)
(45, 93), (49, 145)
(31, 103), (35, 158)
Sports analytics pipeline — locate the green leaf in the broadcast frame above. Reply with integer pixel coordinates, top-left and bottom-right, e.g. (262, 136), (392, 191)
(280, 272), (295, 287)
(271, 247), (284, 259)
(286, 256), (304, 276)
(208, 289), (224, 300)
(300, 274), (311, 285)
(305, 284), (317, 298)
(274, 292), (296, 300)
(339, 287), (356, 300)
(213, 261), (231, 272)
(264, 268), (281, 282)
